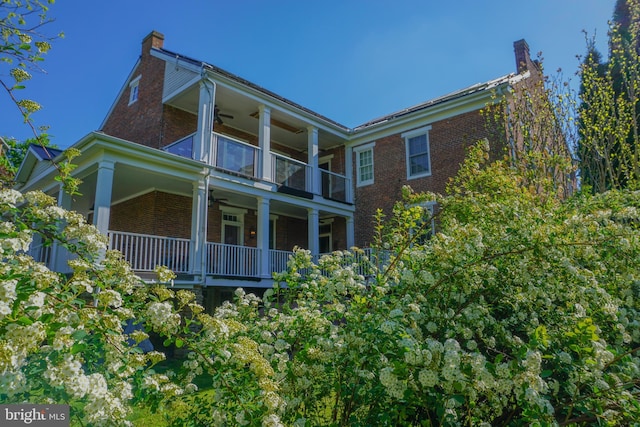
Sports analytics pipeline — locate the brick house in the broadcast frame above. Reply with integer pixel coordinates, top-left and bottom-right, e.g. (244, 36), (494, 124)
(14, 31), (561, 308)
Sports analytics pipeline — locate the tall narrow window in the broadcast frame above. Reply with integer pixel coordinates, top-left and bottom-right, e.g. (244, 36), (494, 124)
(403, 125), (432, 179)
(128, 75), (141, 105)
(354, 142), (375, 187)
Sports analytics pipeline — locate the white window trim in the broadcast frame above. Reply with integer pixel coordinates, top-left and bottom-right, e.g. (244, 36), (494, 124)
(403, 125), (432, 180)
(128, 75), (142, 106)
(354, 141), (375, 187)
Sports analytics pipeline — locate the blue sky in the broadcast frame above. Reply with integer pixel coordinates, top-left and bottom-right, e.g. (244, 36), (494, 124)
(2, 0), (615, 149)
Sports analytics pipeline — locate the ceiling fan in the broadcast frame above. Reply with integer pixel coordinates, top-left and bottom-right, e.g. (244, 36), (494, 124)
(214, 105), (234, 125)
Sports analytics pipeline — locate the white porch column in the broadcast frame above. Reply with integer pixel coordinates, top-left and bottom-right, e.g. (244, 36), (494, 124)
(195, 80), (215, 164)
(346, 216), (355, 249)
(256, 196), (271, 278)
(345, 145), (353, 203)
(51, 185), (72, 272)
(307, 208), (319, 257)
(308, 126), (319, 194)
(190, 177), (209, 276)
(259, 105), (272, 181)
(93, 160), (114, 235)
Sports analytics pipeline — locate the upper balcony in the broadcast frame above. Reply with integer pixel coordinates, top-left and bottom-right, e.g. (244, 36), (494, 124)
(164, 132), (351, 203)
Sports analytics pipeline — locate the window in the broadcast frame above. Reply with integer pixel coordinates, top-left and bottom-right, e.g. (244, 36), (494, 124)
(403, 125), (432, 179)
(354, 142), (375, 186)
(410, 201), (437, 244)
(128, 75), (141, 105)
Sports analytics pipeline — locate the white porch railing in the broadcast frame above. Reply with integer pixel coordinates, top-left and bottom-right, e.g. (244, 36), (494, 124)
(206, 242), (260, 277)
(27, 240), (52, 266)
(108, 231), (191, 273)
(269, 249), (294, 274)
(104, 231), (380, 279)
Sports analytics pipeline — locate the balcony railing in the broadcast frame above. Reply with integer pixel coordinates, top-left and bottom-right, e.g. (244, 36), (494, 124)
(164, 133), (351, 202)
(108, 231), (191, 273)
(163, 133), (195, 159)
(321, 169), (350, 203)
(272, 153), (311, 192)
(213, 134), (259, 178)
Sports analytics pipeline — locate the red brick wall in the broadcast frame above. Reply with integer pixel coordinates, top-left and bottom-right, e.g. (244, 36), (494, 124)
(101, 32), (197, 149)
(102, 34), (166, 148)
(353, 109), (491, 247)
(110, 191), (192, 238)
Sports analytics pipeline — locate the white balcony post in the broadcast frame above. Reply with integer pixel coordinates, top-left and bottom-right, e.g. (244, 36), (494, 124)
(195, 79), (215, 164)
(190, 177), (209, 276)
(259, 105), (272, 181)
(307, 208), (319, 257)
(93, 160), (114, 235)
(256, 196), (271, 278)
(346, 216), (355, 249)
(308, 126), (319, 194)
(51, 185), (72, 272)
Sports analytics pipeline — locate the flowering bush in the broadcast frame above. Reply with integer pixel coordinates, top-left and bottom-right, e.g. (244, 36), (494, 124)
(180, 143), (640, 426)
(0, 189), (285, 426)
(2, 143), (640, 426)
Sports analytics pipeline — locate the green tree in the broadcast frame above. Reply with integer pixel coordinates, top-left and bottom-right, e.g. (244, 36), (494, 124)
(578, 0), (640, 192)
(0, 134), (57, 186)
(1, 1), (78, 193)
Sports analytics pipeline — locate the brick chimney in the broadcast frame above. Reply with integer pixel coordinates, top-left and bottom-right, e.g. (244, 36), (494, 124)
(513, 39), (532, 74)
(142, 30), (164, 54)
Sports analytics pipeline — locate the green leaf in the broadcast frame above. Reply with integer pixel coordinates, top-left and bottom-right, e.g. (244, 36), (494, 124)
(17, 316), (33, 326)
(71, 329), (88, 340)
(70, 343), (86, 354)
(175, 339), (185, 348)
(540, 370), (553, 378)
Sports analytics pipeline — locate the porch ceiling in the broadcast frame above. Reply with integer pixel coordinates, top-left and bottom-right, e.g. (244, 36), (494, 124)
(210, 187), (338, 220)
(75, 163), (194, 212)
(166, 83), (346, 152)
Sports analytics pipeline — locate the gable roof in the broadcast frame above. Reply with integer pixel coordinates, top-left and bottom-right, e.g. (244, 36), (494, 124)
(353, 73), (519, 132)
(14, 143), (63, 185)
(151, 44), (523, 136)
